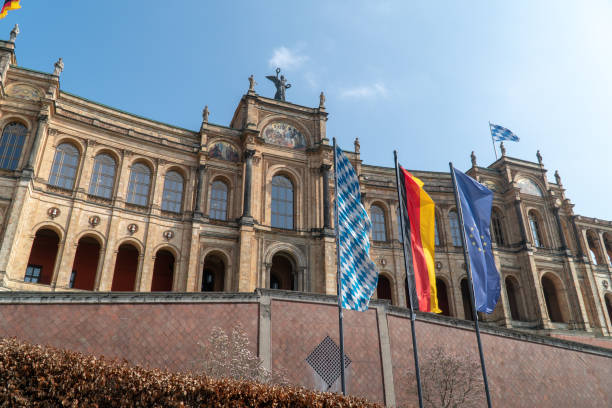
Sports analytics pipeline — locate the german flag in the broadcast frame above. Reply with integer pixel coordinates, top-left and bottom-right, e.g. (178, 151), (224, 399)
(0, 0), (20, 19)
(398, 165), (440, 313)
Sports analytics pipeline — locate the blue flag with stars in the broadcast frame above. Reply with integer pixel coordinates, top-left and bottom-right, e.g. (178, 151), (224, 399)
(454, 169), (501, 314)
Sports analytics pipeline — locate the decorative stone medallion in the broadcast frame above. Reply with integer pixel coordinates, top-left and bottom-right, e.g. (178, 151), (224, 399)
(47, 207), (60, 219)
(262, 122), (306, 148)
(89, 215), (100, 227)
(127, 223), (138, 235)
(163, 230), (175, 241)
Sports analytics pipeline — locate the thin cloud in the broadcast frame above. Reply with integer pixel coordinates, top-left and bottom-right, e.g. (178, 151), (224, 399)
(340, 82), (388, 99)
(268, 46), (309, 70)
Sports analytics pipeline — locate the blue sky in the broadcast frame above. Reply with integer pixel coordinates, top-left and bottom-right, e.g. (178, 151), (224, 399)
(4, 1), (612, 219)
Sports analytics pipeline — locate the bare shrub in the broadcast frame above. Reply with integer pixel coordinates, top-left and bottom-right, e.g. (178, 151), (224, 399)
(406, 346), (484, 408)
(198, 324), (288, 385)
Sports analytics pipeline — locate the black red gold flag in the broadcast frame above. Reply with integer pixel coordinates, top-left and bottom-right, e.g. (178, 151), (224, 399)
(0, 0), (20, 20)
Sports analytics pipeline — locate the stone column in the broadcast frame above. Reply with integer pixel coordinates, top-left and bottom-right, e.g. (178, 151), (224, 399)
(514, 199), (528, 246)
(553, 208), (567, 250)
(241, 149), (255, 220)
(597, 231), (610, 269)
(23, 114), (48, 176)
(571, 216), (585, 258)
(320, 164), (331, 229)
(194, 164), (206, 217)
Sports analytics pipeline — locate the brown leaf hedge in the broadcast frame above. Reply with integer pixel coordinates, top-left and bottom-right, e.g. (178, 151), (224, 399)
(0, 338), (382, 407)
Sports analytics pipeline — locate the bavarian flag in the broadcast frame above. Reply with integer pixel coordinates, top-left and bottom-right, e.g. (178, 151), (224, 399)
(398, 165), (440, 313)
(0, 0), (20, 19)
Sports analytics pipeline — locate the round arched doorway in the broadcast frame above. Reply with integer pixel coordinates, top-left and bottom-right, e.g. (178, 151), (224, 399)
(269, 253), (294, 290)
(202, 253), (225, 292)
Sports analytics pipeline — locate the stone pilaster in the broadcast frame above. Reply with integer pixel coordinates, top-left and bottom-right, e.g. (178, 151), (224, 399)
(321, 164), (331, 229)
(241, 149), (255, 223)
(22, 113), (48, 178)
(194, 164), (206, 217)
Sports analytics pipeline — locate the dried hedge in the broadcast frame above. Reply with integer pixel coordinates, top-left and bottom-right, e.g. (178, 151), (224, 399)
(0, 338), (381, 407)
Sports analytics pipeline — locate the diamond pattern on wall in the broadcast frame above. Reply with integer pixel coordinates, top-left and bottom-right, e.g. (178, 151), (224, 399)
(306, 335), (351, 388)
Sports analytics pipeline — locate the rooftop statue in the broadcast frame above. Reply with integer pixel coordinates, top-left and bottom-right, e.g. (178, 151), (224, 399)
(266, 68), (291, 101)
(53, 58), (64, 76)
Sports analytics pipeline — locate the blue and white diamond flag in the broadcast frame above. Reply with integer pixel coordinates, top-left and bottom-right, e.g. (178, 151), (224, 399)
(489, 123), (519, 142)
(335, 145), (379, 311)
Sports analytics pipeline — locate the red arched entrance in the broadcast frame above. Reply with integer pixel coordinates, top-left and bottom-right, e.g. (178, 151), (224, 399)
(70, 236), (101, 290)
(151, 249), (174, 291)
(111, 243), (139, 291)
(25, 228), (60, 285)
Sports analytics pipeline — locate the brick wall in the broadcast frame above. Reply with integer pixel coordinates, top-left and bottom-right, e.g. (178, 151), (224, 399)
(0, 291), (611, 407)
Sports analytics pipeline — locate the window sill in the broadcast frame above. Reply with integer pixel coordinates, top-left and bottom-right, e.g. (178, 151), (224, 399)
(125, 203), (149, 213)
(46, 184), (74, 196)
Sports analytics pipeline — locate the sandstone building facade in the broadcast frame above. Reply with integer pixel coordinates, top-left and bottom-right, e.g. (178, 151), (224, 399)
(0, 33), (611, 339)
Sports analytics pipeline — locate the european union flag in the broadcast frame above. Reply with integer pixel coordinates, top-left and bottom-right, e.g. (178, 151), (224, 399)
(453, 169), (501, 314)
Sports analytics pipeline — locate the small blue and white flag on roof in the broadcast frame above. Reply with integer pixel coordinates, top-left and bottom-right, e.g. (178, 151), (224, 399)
(334, 145), (379, 311)
(489, 123), (519, 142)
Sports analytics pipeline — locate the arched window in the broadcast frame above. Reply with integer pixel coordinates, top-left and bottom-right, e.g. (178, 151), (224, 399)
(88, 153), (116, 199)
(604, 233), (612, 265)
(49, 143), (80, 190)
(449, 210), (462, 246)
(586, 231), (602, 265)
(528, 210), (543, 248)
(371, 205), (387, 241)
(541, 274), (566, 323)
(434, 215), (441, 246)
(271, 175), (294, 229)
(161, 171), (184, 213)
(126, 163), (151, 207)
(505, 276), (522, 321)
(210, 180), (228, 220)
(491, 209), (505, 246)
(0, 122), (27, 170)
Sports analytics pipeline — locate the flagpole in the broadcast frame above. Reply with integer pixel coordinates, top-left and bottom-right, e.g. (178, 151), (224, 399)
(332, 138), (347, 395)
(489, 122), (498, 160)
(449, 162), (493, 408)
(394, 151), (424, 408)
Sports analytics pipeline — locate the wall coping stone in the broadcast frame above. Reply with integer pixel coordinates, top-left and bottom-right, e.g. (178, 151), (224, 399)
(1, 289), (611, 359)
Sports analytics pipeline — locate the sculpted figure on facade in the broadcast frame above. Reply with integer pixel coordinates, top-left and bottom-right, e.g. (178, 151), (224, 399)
(53, 58), (64, 76)
(266, 68), (291, 101)
(9, 24), (18, 42)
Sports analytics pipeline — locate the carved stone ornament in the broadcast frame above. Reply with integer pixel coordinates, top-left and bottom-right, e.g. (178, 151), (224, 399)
(47, 207), (60, 219)
(603, 280), (609, 289)
(127, 223), (138, 235)
(379, 258), (387, 266)
(435, 261), (443, 270)
(163, 230), (175, 241)
(89, 215), (100, 227)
